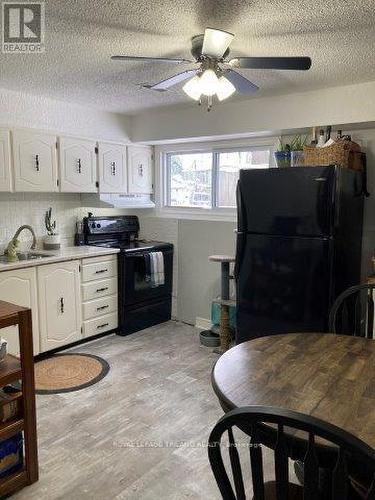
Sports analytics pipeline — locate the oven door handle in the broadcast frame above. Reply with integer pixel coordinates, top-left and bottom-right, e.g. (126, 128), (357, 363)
(125, 249), (172, 258)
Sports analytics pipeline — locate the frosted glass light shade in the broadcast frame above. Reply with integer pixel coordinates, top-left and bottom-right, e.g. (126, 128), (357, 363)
(216, 76), (236, 101)
(199, 69), (219, 96)
(182, 75), (202, 101)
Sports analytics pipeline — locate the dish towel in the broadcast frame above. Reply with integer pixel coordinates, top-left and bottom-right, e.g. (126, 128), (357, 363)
(149, 252), (165, 287)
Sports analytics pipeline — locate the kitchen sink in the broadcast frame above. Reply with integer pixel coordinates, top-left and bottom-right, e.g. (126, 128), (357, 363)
(0, 252), (52, 264)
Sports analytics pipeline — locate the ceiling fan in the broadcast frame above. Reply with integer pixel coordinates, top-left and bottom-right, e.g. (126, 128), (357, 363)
(112, 28), (312, 111)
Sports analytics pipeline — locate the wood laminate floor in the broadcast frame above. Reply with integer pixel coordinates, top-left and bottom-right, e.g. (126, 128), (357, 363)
(15, 322), (224, 499)
(16, 321), (291, 499)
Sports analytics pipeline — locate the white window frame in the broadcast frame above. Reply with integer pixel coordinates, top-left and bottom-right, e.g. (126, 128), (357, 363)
(154, 137), (278, 221)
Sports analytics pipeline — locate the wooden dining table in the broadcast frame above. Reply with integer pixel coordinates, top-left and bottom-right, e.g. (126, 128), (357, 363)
(212, 333), (375, 450)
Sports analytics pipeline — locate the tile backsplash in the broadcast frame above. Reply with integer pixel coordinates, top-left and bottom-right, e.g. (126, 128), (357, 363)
(0, 193), (82, 252)
(0, 193), (138, 253)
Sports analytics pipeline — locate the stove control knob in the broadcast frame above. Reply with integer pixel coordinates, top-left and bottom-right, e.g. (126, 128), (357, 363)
(91, 223), (96, 229)
(97, 223), (101, 229)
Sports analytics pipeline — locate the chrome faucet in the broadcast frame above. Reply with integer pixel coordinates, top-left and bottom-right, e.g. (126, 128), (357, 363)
(7, 225), (37, 253)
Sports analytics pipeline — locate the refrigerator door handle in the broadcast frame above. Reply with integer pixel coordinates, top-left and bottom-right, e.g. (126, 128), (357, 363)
(234, 181), (246, 280)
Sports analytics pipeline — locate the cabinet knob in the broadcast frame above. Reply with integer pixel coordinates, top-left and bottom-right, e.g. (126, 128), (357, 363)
(35, 154), (40, 171)
(77, 158), (82, 174)
(60, 297), (64, 313)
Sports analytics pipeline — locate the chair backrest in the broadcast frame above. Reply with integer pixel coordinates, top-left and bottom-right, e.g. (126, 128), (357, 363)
(328, 283), (375, 337)
(208, 406), (375, 500)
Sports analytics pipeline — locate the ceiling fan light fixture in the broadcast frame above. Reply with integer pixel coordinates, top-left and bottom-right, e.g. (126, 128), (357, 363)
(182, 75), (202, 101)
(216, 75), (236, 101)
(199, 69), (219, 96)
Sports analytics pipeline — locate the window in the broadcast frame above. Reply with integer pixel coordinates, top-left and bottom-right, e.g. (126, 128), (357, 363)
(165, 146), (271, 209)
(166, 152), (212, 208)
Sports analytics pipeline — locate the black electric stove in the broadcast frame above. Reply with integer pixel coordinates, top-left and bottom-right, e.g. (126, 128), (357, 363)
(83, 215), (173, 335)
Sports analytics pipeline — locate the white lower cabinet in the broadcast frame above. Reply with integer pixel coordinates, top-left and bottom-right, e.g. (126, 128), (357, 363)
(38, 261), (82, 351)
(0, 267), (39, 356)
(83, 313), (118, 339)
(81, 255), (118, 339)
(0, 253), (118, 354)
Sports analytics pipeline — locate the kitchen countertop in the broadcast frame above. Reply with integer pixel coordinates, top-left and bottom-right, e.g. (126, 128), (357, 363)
(0, 246), (120, 272)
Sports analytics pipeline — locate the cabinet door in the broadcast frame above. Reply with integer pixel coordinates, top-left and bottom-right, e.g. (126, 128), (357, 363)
(0, 129), (12, 192)
(38, 261), (82, 352)
(128, 146), (153, 194)
(13, 129), (58, 192)
(0, 268), (39, 356)
(98, 142), (127, 194)
(59, 137), (97, 193)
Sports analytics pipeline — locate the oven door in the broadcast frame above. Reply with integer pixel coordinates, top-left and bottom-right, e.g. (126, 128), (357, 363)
(121, 248), (173, 305)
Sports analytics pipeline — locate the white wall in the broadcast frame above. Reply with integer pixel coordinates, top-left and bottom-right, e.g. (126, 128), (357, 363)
(0, 87), (131, 141)
(131, 80), (375, 143)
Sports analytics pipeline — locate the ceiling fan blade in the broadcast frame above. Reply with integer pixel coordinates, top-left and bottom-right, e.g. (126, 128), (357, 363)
(202, 28), (234, 59)
(225, 70), (259, 95)
(111, 55), (193, 64)
(229, 57), (312, 70)
(145, 69), (197, 92)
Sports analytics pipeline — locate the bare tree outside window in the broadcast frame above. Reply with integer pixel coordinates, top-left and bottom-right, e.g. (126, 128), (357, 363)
(168, 152), (212, 208)
(166, 147), (271, 209)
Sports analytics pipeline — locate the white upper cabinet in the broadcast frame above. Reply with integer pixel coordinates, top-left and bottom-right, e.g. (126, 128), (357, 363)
(127, 146), (153, 194)
(59, 136), (97, 192)
(13, 129), (58, 192)
(0, 129), (12, 192)
(98, 141), (128, 194)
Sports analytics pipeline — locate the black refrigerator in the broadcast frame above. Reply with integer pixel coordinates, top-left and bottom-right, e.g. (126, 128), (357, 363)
(235, 166), (365, 344)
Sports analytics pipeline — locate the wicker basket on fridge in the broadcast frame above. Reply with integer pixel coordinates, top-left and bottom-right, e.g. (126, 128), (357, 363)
(303, 140), (363, 171)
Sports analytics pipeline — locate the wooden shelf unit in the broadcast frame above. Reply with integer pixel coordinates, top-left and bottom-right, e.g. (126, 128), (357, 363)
(0, 300), (38, 496)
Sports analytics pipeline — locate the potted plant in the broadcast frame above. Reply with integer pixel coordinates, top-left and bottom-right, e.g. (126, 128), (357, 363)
(274, 139), (291, 168)
(43, 207), (61, 250)
(290, 135), (307, 167)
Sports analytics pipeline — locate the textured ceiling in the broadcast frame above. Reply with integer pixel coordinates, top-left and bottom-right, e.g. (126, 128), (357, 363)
(1, 0), (375, 114)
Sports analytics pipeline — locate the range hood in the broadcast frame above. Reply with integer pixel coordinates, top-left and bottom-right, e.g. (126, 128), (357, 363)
(81, 193), (155, 209)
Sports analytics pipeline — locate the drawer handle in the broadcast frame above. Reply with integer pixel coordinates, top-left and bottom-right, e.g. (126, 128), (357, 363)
(97, 323), (109, 329)
(96, 287), (109, 293)
(95, 269), (108, 274)
(60, 297), (64, 313)
(97, 305), (109, 311)
(35, 154), (40, 171)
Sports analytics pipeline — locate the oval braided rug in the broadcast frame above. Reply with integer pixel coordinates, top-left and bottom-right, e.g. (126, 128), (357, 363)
(35, 353), (110, 394)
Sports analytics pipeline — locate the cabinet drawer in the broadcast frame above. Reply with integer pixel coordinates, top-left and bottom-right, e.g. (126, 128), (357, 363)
(83, 312), (118, 338)
(82, 259), (117, 282)
(82, 277), (117, 301)
(83, 294), (118, 320)
(82, 254), (117, 266)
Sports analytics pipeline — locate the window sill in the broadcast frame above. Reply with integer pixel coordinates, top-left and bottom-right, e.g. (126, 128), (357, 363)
(150, 207), (237, 222)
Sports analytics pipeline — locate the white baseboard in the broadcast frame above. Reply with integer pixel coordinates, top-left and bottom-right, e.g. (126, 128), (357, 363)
(195, 317), (212, 330)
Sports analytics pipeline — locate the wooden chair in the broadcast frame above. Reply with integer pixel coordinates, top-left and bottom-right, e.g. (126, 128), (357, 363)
(208, 406), (375, 500)
(328, 284), (375, 338)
